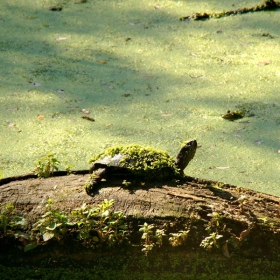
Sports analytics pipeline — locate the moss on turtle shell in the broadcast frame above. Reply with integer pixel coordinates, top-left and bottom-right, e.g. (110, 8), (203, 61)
(89, 144), (181, 180)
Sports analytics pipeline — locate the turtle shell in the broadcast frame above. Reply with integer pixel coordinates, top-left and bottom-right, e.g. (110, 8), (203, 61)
(89, 144), (181, 180)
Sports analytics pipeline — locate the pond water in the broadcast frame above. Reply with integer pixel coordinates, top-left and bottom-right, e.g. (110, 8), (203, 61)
(0, 0), (279, 195)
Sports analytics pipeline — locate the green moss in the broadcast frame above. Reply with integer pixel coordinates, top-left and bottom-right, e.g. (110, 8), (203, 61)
(89, 144), (181, 179)
(1, 0), (280, 196)
(1, 250), (280, 280)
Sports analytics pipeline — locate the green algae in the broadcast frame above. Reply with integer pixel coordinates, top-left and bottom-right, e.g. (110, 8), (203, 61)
(1, 250), (280, 280)
(0, 0), (279, 196)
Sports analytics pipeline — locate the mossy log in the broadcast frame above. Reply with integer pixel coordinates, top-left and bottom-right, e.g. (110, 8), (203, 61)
(180, 0), (280, 21)
(1, 172), (280, 267)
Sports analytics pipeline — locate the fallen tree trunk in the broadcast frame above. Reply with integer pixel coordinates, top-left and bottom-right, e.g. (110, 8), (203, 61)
(1, 172), (280, 264)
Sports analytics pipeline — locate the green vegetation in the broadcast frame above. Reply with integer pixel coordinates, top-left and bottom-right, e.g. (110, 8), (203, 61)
(0, 200), (194, 254)
(139, 222), (165, 254)
(169, 230), (190, 247)
(25, 199), (127, 251)
(200, 211), (225, 251)
(200, 232), (223, 250)
(0, 203), (27, 236)
(31, 198), (74, 242)
(1, 255), (280, 280)
(1, 199), (280, 279)
(89, 144), (180, 178)
(139, 222), (191, 254)
(33, 153), (60, 178)
(71, 199), (128, 245)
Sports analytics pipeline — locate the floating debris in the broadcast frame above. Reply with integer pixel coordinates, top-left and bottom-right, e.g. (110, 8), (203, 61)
(122, 93), (131, 97)
(81, 116), (95, 122)
(74, 0), (87, 3)
(180, 0), (280, 21)
(49, 6), (63, 11)
(254, 140), (264, 145)
(161, 113), (174, 117)
(222, 110), (244, 121)
(7, 122), (16, 127)
(257, 61), (270, 66)
(81, 109), (90, 114)
(56, 37), (69, 41)
(216, 166), (231, 170)
(97, 60), (107, 64)
(29, 82), (41, 86)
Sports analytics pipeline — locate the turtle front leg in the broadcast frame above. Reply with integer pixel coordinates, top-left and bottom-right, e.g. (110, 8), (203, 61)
(85, 168), (107, 195)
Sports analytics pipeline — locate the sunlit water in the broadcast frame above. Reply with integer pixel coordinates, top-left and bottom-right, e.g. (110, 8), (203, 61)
(0, 0), (279, 195)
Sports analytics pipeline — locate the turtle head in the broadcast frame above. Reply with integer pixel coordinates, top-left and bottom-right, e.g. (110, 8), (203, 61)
(175, 140), (197, 173)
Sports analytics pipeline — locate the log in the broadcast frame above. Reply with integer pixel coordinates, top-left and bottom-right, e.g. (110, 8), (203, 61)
(1, 172), (280, 266)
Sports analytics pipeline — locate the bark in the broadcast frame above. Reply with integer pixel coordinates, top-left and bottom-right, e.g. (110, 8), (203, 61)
(1, 172), (280, 261)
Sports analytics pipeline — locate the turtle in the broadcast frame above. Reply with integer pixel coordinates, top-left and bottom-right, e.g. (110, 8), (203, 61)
(85, 140), (197, 194)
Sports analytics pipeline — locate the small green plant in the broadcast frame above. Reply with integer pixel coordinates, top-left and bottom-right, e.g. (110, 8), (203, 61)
(139, 223), (165, 255)
(207, 212), (223, 230)
(71, 203), (98, 241)
(200, 211), (224, 251)
(258, 217), (276, 231)
(155, 228), (166, 246)
(0, 203), (27, 236)
(93, 199), (128, 246)
(258, 216), (269, 224)
(210, 182), (224, 190)
(71, 199), (128, 246)
(65, 164), (74, 175)
(102, 208), (128, 246)
(200, 232), (223, 250)
(34, 153), (60, 178)
(139, 223), (156, 254)
(169, 230), (190, 247)
(32, 198), (74, 242)
(122, 180), (131, 188)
